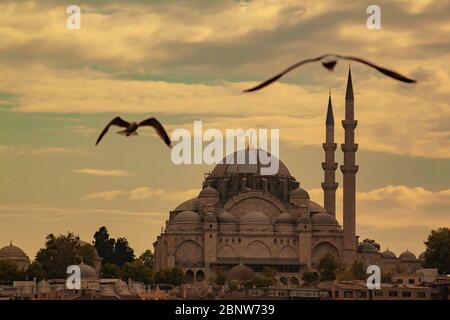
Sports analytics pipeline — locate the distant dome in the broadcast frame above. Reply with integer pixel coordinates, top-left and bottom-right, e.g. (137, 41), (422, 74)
(210, 149), (291, 177)
(297, 214), (311, 224)
(0, 243), (28, 260)
(199, 186), (219, 198)
(311, 212), (339, 225)
(290, 187), (310, 198)
(217, 211), (237, 224)
(308, 201), (327, 213)
(77, 262), (98, 279)
(399, 250), (417, 261)
(37, 280), (51, 293)
(204, 213), (217, 223)
(174, 198), (199, 211)
(275, 212), (295, 224)
(114, 279), (131, 295)
(173, 210), (201, 224)
(226, 264), (256, 281)
(381, 249), (397, 259)
(241, 211), (271, 224)
(358, 242), (378, 253)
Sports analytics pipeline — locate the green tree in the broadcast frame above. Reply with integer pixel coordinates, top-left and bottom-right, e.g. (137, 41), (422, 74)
(423, 227), (450, 274)
(317, 253), (338, 281)
(154, 268), (184, 286)
(35, 232), (96, 279)
(26, 261), (46, 281)
(301, 271), (319, 286)
(139, 250), (154, 269)
(101, 263), (122, 279)
(0, 261), (23, 283)
(362, 239), (380, 251)
(113, 237), (135, 266)
(351, 260), (366, 280)
(121, 260), (153, 284)
(210, 269), (227, 286)
(93, 226), (115, 265)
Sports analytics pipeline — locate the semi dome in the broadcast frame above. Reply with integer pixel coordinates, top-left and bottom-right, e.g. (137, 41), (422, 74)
(308, 201), (327, 213)
(358, 242), (378, 253)
(297, 214), (311, 224)
(311, 212), (339, 225)
(381, 249), (397, 259)
(199, 186), (219, 198)
(399, 250), (417, 261)
(241, 211), (271, 224)
(217, 211), (237, 224)
(275, 212), (295, 224)
(210, 149), (291, 177)
(226, 264), (256, 281)
(290, 187), (310, 198)
(174, 198), (199, 211)
(173, 210), (201, 224)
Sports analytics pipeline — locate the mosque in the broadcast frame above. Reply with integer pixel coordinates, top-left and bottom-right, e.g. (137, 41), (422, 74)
(152, 69), (424, 284)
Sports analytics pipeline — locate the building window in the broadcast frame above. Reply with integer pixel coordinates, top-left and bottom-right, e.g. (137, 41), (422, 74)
(389, 291), (398, 297)
(417, 292), (426, 298)
(402, 291), (412, 298)
(209, 235), (212, 238)
(209, 224), (213, 228)
(408, 279), (415, 284)
(344, 291), (353, 298)
(359, 291), (367, 298)
(396, 279), (403, 284)
(374, 290), (383, 297)
(334, 291), (339, 298)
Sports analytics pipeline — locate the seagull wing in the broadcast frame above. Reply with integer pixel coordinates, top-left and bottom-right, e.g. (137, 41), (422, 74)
(243, 54), (328, 92)
(138, 117), (171, 147)
(95, 117), (130, 145)
(336, 54), (417, 83)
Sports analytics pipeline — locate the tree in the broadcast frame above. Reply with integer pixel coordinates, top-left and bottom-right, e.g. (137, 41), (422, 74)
(121, 260), (153, 284)
(317, 254), (338, 281)
(301, 271), (319, 286)
(423, 227), (450, 274)
(154, 268), (184, 286)
(210, 269), (227, 286)
(350, 260), (366, 280)
(35, 232), (96, 279)
(0, 261), (23, 283)
(139, 250), (154, 269)
(94, 226), (115, 265)
(113, 237), (135, 266)
(26, 261), (46, 281)
(362, 239), (380, 251)
(101, 263), (122, 279)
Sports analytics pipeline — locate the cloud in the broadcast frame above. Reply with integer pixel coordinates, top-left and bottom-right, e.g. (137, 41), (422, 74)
(74, 168), (134, 177)
(83, 186), (198, 203)
(0, 145), (86, 156)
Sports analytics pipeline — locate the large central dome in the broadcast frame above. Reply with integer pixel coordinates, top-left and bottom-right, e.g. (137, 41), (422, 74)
(210, 149), (291, 177)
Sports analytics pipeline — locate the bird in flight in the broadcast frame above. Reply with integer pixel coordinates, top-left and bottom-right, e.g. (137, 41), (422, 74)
(243, 53), (417, 92)
(95, 116), (171, 147)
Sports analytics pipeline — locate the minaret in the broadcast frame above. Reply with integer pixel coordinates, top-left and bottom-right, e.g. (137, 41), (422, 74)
(321, 92), (338, 216)
(341, 67), (358, 266)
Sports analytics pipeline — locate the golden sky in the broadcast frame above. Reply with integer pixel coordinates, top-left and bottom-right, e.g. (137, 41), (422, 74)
(0, 0), (449, 258)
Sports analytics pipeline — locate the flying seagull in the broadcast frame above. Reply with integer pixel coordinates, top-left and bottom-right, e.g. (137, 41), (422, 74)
(244, 53), (417, 92)
(95, 116), (171, 147)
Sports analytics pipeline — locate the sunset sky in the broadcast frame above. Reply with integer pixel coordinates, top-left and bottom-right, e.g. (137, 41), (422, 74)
(0, 0), (449, 259)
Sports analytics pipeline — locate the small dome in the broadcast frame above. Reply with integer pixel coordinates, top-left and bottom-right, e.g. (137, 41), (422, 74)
(173, 210), (201, 224)
(217, 211), (237, 224)
(0, 243), (28, 259)
(399, 250), (417, 261)
(311, 212), (339, 225)
(308, 201), (327, 213)
(381, 249), (397, 259)
(174, 198), (199, 211)
(241, 211), (271, 224)
(275, 212), (295, 224)
(358, 242), (378, 253)
(290, 187), (310, 198)
(37, 280), (51, 293)
(226, 264), (256, 281)
(114, 280), (130, 295)
(199, 186), (219, 198)
(297, 214), (311, 224)
(204, 213), (217, 223)
(77, 262), (98, 279)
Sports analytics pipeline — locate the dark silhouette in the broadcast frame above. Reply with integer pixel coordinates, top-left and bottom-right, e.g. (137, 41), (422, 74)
(244, 53), (417, 92)
(95, 116), (171, 147)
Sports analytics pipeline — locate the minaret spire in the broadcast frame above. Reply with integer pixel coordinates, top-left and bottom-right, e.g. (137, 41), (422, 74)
(341, 67), (358, 266)
(322, 92), (338, 216)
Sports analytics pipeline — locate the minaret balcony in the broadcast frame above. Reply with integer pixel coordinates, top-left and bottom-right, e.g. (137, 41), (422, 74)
(322, 143), (337, 151)
(340, 165), (359, 174)
(321, 162), (338, 170)
(342, 120), (358, 129)
(341, 143), (358, 152)
(321, 182), (338, 191)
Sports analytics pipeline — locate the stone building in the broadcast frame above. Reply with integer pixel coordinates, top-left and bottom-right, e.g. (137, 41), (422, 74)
(0, 242), (30, 271)
(153, 68), (423, 283)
